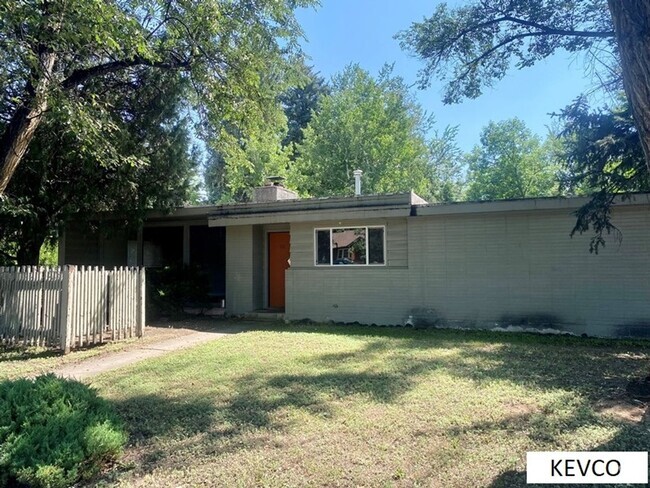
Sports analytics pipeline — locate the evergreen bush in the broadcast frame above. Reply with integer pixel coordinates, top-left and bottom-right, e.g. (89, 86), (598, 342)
(0, 374), (126, 488)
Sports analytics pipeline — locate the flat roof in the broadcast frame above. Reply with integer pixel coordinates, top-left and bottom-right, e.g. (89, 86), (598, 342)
(143, 192), (650, 226)
(206, 192), (425, 226)
(414, 193), (650, 217)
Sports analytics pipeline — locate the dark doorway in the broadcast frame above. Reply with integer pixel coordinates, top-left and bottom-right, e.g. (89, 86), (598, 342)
(142, 226), (183, 267)
(190, 226), (226, 301)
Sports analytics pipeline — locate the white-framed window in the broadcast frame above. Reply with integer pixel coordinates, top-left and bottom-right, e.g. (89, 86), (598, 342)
(314, 226), (386, 266)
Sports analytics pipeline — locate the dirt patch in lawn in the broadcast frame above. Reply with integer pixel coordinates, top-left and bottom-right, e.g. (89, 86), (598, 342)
(595, 398), (648, 424)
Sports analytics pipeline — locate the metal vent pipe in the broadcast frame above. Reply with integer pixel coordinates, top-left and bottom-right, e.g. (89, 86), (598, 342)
(353, 169), (363, 196)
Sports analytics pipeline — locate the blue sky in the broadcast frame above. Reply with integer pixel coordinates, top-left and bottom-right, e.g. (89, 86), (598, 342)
(295, 0), (599, 151)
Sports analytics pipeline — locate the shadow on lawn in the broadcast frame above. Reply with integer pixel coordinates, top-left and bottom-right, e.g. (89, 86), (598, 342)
(111, 393), (219, 444)
(224, 369), (414, 427)
(104, 326), (650, 483)
(113, 367), (415, 439)
(487, 421), (650, 488)
(309, 331), (650, 402)
(106, 366), (417, 477)
(109, 337), (648, 440)
(0, 347), (60, 363)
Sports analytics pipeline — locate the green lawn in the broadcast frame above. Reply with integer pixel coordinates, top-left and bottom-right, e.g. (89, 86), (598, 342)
(84, 324), (650, 487)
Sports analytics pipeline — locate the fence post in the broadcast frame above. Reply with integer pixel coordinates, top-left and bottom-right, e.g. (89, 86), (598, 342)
(59, 265), (75, 354)
(136, 267), (145, 338)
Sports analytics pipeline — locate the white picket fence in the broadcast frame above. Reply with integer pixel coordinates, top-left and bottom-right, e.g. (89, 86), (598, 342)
(0, 266), (145, 353)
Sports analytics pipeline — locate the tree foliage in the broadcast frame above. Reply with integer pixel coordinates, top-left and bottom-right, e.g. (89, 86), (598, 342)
(397, 1), (616, 104)
(0, 0), (313, 194)
(429, 125), (465, 202)
(557, 96), (649, 251)
(202, 102), (291, 203)
(398, 0), (650, 250)
(290, 64), (461, 200)
(465, 118), (559, 201)
(397, 1), (650, 173)
(279, 65), (330, 158)
(0, 70), (198, 265)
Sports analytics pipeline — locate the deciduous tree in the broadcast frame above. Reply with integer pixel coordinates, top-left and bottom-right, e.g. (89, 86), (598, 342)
(291, 64), (460, 200)
(202, 102), (291, 203)
(465, 118), (559, 201)
(0, 0), (312, 194)
(0, 71), (198, 265)
(397, 0), (650, 172)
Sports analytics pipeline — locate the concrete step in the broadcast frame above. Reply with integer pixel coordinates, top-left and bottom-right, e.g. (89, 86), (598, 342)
(244, 311), (285, 321)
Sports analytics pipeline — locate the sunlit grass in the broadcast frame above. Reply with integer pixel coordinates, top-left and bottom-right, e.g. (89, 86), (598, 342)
(87, 324), (650, 487)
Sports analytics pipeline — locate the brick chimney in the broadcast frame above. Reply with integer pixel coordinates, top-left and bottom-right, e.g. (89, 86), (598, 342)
(252, 177), (298, 203)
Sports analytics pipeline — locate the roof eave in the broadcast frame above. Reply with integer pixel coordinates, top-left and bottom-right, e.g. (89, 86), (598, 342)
(414, 193), (650, 217)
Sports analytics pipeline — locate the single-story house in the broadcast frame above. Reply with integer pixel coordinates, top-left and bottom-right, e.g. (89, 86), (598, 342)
(59, 183), (650, 338)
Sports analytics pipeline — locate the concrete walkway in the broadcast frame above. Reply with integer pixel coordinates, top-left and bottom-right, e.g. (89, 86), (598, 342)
(53, 323), (249, 381)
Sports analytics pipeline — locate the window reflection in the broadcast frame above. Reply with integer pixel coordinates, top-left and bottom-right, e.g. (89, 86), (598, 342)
(332, 228), (366, 264)
(315, 226), (385, 266)
(316, 230), (330, 265)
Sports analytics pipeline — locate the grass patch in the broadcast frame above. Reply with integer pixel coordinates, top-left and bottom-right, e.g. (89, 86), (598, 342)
(90, 323), (650, 487)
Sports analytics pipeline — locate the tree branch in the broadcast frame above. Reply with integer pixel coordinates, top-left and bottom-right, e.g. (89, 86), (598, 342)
(501, 15), (615, 38)
(61, 55), (191, 90)
(457, 32), (543, 79)
(441, 14), (614, 54)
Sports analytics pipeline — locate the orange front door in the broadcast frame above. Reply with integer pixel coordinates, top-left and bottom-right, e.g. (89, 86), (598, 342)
(268, 232), (290, 309)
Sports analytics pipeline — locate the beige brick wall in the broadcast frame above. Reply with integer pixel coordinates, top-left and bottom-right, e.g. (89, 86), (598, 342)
(226, 225), (256, 314)
(409, 206), (650, 336)
(285, 206), (650, 337)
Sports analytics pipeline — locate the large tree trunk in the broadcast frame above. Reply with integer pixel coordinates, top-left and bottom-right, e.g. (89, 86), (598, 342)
(16, 233), (47, 266)
(607, 0), (650, 174)
(0, 52), (57, 195)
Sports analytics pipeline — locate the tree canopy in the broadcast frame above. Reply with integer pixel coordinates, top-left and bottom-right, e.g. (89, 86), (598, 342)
(0, 0), (313, 194)
(465, 118), (559, 201)
(397, 1), (650, 172)
(290, 64), (461, 200)
(0, 70), (198, 265)
(280, 65), (330, 158)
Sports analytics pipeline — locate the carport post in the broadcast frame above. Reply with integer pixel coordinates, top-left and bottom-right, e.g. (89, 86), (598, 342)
(136, 267), (146, 338)
(183, 224), (190, 265)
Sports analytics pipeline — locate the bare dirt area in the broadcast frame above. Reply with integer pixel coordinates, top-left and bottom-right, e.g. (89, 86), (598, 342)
(595, 398), (649, 424)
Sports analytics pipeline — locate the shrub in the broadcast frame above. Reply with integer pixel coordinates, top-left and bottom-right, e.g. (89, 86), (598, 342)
(0, 374), (127, 488)
(147, 264), (210, 313)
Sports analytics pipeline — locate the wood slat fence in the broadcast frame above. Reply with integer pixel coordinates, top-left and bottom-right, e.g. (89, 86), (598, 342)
(0, 266), (145, 353)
